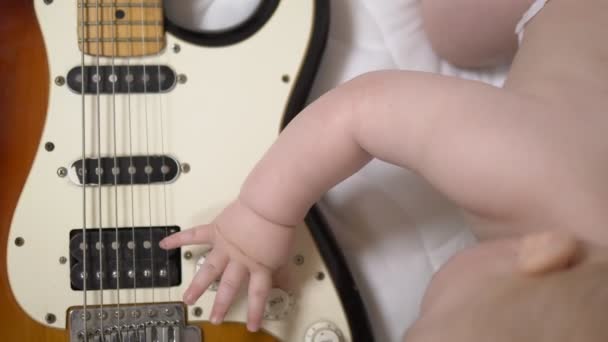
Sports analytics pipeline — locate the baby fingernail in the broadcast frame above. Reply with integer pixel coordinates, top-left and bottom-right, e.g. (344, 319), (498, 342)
(247, 322), (259, 332)
(211, 315), (221, 325)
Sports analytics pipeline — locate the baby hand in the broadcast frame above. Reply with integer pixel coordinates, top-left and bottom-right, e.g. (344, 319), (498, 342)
(159, 198), (296, 331)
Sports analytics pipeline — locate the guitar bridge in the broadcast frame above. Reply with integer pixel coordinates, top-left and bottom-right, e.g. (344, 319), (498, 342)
(68, 303), (201, 342)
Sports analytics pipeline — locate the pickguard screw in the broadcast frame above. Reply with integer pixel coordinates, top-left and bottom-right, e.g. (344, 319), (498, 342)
(281, 74), (290, 83)
(192, 307), (203, 317)
(173, 44), (181, 53)
(183, 251), (192, 260)
(177, 74), (187, 84)
(55, 76), (65, 86)
(57, 167), (67, 178)
(294, 254), (304, 266)
(43, 0), (53, 5)
(45, 142), (55, 152)
(181, 163), (191, 173)
(315, 272), (325, 281)
(45, 313), (56, 324)
(59, 256), (67, 264)
(14, 237), (24, 247)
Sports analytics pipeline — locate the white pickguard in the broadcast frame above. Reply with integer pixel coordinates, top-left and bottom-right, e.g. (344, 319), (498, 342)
(7, 1), (352, 341)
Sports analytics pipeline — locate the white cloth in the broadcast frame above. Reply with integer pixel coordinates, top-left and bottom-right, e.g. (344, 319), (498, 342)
(515, 0), (549, 44)
(309, 1), (507, 340)
(164, 1), (509, 341)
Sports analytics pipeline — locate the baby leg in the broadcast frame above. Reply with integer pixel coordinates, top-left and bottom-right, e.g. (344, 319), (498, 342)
(421, 0), (534, 68)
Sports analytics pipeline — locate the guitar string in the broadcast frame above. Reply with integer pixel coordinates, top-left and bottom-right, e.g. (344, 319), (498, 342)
(79, 0), (89, 341)
(125, 0), (138, 313)
(139, 0), (156, 304)
(94, 0), (105, 337)
(153, 1), (172, 301)
(109, 0), (122, 334)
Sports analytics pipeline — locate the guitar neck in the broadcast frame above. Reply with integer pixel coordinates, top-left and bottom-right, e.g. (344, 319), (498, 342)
(77, 0), (165, 57)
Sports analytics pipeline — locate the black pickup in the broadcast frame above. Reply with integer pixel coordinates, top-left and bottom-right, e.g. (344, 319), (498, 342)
(69, 227), (181, 291)
(71, 155), (179, 186)
(66, 65), (176, 94)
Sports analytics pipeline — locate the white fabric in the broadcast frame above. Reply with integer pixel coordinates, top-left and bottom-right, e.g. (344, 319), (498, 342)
(515, 0), (549, 44)
(165, 1), (509, 341)
(309, 1), (507, 341)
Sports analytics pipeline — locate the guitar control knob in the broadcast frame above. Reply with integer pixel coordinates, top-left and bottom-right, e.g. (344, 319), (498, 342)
(304, 321), (344, 342)
(263, 288), (295, 320)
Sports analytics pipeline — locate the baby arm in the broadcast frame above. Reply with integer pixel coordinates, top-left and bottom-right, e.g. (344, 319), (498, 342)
(160, 70), (536, 331)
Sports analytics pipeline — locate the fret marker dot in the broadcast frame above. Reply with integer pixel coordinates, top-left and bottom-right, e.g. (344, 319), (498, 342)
(115, 9), (126, 20)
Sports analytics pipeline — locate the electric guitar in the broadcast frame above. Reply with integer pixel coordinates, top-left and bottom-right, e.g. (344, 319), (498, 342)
(0, 0), (374, 341)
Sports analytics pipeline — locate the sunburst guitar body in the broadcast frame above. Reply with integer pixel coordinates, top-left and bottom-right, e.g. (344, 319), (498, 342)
(0, 1), (374, 341)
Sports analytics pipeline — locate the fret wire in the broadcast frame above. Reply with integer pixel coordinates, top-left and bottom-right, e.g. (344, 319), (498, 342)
(80, 20), (163, 26)
(79, 37), (163, 43)
(78, 2), (161, 8)
(77, 0), (165, 57)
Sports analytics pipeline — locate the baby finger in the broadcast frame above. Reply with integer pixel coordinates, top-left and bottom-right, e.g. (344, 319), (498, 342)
(246, 271), (272, 332)
(159, 224), (215, 249)
(184, 250), (228, 305)
(210, 261), (248, 324)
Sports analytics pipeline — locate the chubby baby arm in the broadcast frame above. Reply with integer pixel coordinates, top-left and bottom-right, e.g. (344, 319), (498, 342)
(160, 70), (528, 331)
(159, 199), (294, 331)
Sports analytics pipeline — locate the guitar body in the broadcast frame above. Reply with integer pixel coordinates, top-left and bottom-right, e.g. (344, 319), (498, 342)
(0, 1), (56, 339)
(1, 1), (373, 341)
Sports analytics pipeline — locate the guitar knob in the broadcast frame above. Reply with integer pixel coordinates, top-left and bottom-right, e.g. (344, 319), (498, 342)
(304, 321), (344, 342)
(263, 288), (295, 321)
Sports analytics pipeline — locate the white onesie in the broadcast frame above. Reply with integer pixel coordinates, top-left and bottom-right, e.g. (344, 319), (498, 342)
(515, 0), (550, 44)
